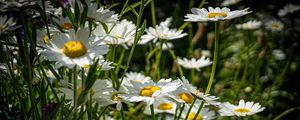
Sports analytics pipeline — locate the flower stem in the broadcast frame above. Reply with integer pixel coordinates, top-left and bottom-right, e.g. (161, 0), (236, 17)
(150, 0), (157, 27)
(192, 101), (204, 120)
(184, 98), (196, 120)
(176, 104), (185, 120)
(167, 47), (184, 78)
(205, 21), (220, 94)
(190, 69), (195, 85)
(150, 104), (156, 120)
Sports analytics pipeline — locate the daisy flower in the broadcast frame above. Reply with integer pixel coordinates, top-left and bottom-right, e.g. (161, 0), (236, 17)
(82, 56), (114, 73)
(122, 72), (151, 87)
(58, 79), (108, 106)
(235, 20), (262, 30)
(36, 28), (60, 45)
(139, 17), (187, 44)
(155, 42), (174, 51)
(84, 2), (118, 23)
(53, 17), (73, 30)
(119, 78), (180, 105)
(219, 99), (265, 116)
(39, 28), (109, 68)
(182, 104), (216, 120)
(265, 20), (284, 32)
(272, 49), (286, 60)
(194, 92), (220, 106)
(184, 7), (251, 22)
(92, 79), (126, 111)
(0, 15), (17, 34)
(177, 56), (212, 70)
(94, 19), (136, 48)
(278, 4), (300, 17)
(144, 98), (177, 115)
(221, 0), (241, 6)
(168, 77), (197, 104)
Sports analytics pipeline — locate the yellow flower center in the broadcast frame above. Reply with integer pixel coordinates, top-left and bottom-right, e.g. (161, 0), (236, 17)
(43, 35), (49, 44)
(84, 64), (90, 68)
(0, 24), (4, 32)
(188, 112), (202, 120)
(158, 103), (173, 110)
(178, 92), (193, 104)
(76, 87), (82, 97)
(132, 80), (142, 83)
(207, 12), (227, 18)
(111, 92), (122, 101)
(62, 41), (87, 58)
(61, 22), (73, 30)
(162, 33), (169, 37)
(139, 86), (160, 97)
(115, 35), (122, 39)
(234, 108), (250, 114)
(271, 24), (279, 29)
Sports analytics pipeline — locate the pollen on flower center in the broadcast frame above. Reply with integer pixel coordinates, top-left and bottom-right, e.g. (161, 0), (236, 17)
(76, 87), (82, 97)
(111, 92), (122, 101)
(178, 92), (193, 104)
(188, 112), (202, 120)
(115, 35), (122, 39)
(61, 22), (73, 30)
(234, 108), (250, 114)
(0, 24), (4, 31)
(162, 33), (169, 37)
(139, 86), (160, 97)
(43, 35), (49, 44)
(132, 80), (142, 83)
(207, 12), (227, 18)
(62, 41), (87, 58)
(271, 24), (279, 29)
(158, 103), (173, 110)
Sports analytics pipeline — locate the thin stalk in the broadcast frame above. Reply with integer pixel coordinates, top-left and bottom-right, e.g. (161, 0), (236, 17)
(119, 0), (146, 89)
(205, 21), (220, 94)
(121, 107), (125, 120)
(184, 98), (196, 120)
(115, 48), (126, 74)
(176, 104), (185, 120)
(190, 69), (195, 85)
(153, 45), (162, 80)
(150, 104), (156, 120)
(188, 24), (194, 57)
(167, 46), (184, 77)
(192, 102), (204, 120)
(173, 104), (179, 120)
(273, 106), (300, 120)
(150, 0), (157, 27)
(72, 66), (78, 119)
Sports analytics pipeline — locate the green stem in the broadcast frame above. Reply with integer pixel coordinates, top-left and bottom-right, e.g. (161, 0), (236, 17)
(205, 21), (220, 94)
(121, 107), (125, 120)
(173, 104), (178, 120)
(188, 24), (194, 57)
(150, 104), (156, 120)
(198, 0), (206, 8)
(115, 48), (126, 74)
(150, 0), (157, 27)
(119, 0), (146, 89)
(190, 69), (195, 85)
(274, 106), (300, 120)
(176, 104), (185, 120)
(184, 98), (196, 120)
(192, 102), (204, 120)
(167, 47), (184, 77)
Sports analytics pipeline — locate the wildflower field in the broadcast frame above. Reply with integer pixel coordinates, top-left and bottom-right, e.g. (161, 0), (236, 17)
(1, 0), (300, 119)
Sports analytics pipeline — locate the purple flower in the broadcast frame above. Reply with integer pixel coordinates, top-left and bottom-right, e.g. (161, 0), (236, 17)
(59, 0), (69, 8)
